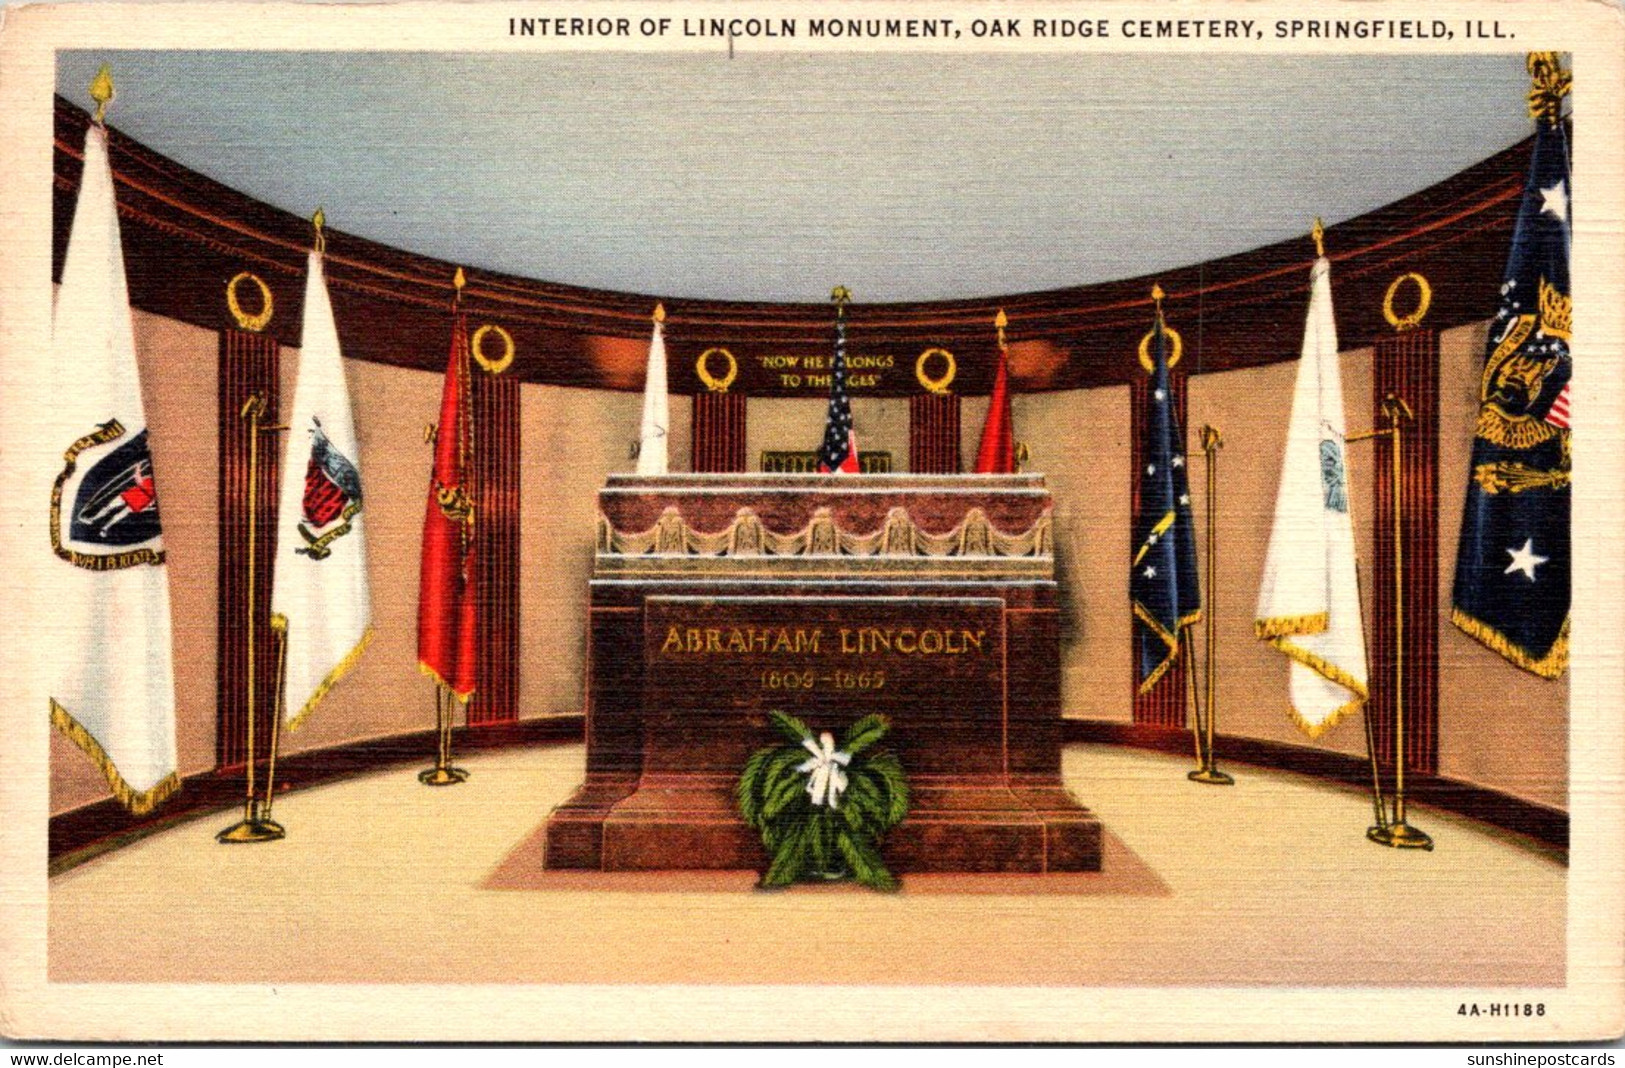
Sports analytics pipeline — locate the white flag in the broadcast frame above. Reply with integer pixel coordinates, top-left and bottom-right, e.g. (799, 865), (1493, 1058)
(47, 122), (179, 814)
(271, 250), (373, 728)
(635, 313), (669, 475)
(1254, 256), (1369, 737)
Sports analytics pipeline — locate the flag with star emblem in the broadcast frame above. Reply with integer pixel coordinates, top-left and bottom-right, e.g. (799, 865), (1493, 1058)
(816, 301), (859, 473)
(1130, 310), (1200, 692)
(1450, 54), (1571, 679)
(1255, 254), (1369, 737)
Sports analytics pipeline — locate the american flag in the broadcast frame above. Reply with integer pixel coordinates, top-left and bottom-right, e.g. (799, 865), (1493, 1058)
(1544, 381), (1571, 429)
(816, 291), (859, 473)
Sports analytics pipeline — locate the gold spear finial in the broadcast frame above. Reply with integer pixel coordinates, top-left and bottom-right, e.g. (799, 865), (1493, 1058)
(995, 308), (1008, 350)
(454, 267), (466, 291)
(1151, 284), (1165, 316)
(831, 285), (852, 319)
(653, 302), (666, 324)
(90, 64), (115, 126)
(1312, 217), (1325, 258)
(312, 207), (327, 254)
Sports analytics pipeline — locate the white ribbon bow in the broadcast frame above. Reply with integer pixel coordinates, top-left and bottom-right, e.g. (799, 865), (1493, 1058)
(797, 732), (852, 809)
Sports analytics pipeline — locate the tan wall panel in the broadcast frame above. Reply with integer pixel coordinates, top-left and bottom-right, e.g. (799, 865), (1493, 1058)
(665, 390), (693, 476)
(518, 385), (665, 717)
(51, 311), (219, 814)
(1023, 386), (1135, 722)
(1434, 323), (1568, 809)
(744, 395), (908, 471)
(960, 393), (991, 473)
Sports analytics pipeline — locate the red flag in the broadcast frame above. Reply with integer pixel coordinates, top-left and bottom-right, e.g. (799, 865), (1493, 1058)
(417, 313), (478, 699)
(974, 344), (1016, 474)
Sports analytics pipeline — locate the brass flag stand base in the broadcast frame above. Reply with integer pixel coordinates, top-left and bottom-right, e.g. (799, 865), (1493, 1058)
(1367, 820), (1433, 850)
(216, 800), (286, 843)
(418, 766), (470, 787)
(419, 685), (469, 786)
(1186, 425), (1232, 787)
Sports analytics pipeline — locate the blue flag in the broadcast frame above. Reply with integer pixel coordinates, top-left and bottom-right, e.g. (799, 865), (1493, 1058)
(1450, 54), (1571, 679)
(1131, 311), (1201, 692)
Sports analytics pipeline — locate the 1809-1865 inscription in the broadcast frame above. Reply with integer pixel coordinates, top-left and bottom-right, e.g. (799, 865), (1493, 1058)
(643, 595), (1006, 775)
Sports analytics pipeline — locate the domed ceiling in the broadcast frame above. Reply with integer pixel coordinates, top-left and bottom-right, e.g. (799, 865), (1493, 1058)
(57, 50), (1536, 304)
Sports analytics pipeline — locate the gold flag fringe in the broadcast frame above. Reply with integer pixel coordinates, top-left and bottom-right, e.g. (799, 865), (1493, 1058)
(418, 661), (475, 703)
(272, 614), (376, 732)
(1255, 610), (1369, 738)
(50, 700), (181, 815)
(1132, 601), (1201, 695)
(1261, 634), (1370, 739)
(1253, 612), (1329, 641)
(1283, 692), (1367, 741)
(1451, 608), (1569, 680)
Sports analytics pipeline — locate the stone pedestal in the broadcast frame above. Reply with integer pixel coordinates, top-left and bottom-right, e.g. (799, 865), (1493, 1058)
(542, 473), (1101, 874)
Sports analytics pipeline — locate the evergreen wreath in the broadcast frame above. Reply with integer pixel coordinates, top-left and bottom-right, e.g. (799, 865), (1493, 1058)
(737, 710), (909, 891)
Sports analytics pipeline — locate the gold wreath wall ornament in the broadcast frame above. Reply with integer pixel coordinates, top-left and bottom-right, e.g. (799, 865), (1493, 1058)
(471, 324), (515, 374)
(916, 347), (957, 394)
(1383, 272), (1432, 333)
(226, 272), (274, 333)
(1138, 322), (1183, 373)
(696, 347), (738, 393)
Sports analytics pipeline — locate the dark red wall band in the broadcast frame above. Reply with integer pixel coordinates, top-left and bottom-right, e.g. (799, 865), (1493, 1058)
(692, 392), (748, 473)
(216, 328), (280, 769)
(1369, 328), (1441, 774)
(471, 368), (521, 725)
(908, 393), (962, 475)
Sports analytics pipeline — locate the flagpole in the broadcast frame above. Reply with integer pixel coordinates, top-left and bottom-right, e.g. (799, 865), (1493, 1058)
(420, 267), (471, 787)
(1183, 628), (1205, 772)
(218, 393), (287, 843)
(263, 623), (289, 818)
(1348, 394), (1432, 850)
(1189, 424), (1232, 785)
(260, 208), (327, 825)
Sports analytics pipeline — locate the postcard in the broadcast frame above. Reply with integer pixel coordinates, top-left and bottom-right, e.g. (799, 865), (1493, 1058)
(0, 0), (1621, 1044)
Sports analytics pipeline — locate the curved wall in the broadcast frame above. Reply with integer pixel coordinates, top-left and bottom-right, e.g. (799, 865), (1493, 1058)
(46, 97), (1567, 845)
(49, 315), (1568, 819)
